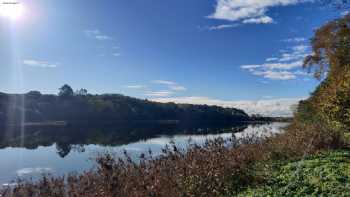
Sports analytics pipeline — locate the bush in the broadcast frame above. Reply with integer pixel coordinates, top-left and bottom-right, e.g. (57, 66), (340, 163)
(237, 150), (350, 197)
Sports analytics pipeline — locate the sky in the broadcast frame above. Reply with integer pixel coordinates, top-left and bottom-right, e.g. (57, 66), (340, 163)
(0, 0), (343, 116)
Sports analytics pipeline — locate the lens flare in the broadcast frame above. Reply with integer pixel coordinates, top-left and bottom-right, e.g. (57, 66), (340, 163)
(0, 1), (24, 20)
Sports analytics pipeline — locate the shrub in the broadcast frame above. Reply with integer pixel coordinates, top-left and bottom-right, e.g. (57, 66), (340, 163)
(237, 150), (350, 197)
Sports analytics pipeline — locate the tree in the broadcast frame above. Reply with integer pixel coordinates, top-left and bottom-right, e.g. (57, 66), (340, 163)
(297, 13), (350, 130)
(75, 88), (88, 96)
(58, 84), (74, 97)
(303, 13), (350, 79)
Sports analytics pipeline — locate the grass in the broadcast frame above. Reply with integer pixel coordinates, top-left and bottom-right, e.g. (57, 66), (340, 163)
(237, 150), (350, 197)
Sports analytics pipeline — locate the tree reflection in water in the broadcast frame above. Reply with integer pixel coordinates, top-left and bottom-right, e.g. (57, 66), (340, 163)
(0, 123), (249, 157)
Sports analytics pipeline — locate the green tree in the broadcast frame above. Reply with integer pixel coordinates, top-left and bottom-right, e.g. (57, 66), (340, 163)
(58, 84), (74, 97)
(75, 88), (88, 96)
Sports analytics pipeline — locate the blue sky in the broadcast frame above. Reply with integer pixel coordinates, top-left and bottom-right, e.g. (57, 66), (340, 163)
(0, 0), (342, 115)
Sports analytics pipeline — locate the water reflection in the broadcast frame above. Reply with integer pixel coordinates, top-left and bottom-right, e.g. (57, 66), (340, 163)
(0, 122), (287, 185)
(0, 123), (249, 157)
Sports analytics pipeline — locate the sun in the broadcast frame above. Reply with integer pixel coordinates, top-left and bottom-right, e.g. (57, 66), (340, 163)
(0, 1), (24, 20)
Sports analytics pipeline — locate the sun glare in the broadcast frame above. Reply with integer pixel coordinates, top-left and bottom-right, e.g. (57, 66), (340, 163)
(0, 1), (24, 20)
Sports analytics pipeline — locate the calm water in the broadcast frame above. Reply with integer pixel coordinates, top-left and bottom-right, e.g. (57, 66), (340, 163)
(0, 122), (287, 185)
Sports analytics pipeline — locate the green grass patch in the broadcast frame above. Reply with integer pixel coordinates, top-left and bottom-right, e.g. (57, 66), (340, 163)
(236, 150), (350, 197)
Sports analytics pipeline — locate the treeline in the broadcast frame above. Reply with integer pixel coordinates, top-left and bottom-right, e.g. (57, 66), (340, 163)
(0, 85), (251, 126)
(294, 13), (350, 132)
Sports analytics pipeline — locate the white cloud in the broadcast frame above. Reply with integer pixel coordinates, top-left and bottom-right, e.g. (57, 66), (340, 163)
(283, 37), (306, 42)
(95, 35), (112, 40)
(241, 64), (261, 69)
(151, 80), (177, 85)
(279, 53), (303, 62)
(23, 59), (58, 68)
(208, 0), (310, 24)
(152, 96), (303, 117)
(293, 70), (310, 76)
(242, 60), (303, 70)
(242, 16), (273, 24)
(84, 29), (112, 41)
(208, 23), (240, 30)
(145, 91), (174, 97)
(277, 45), (308, 62)
(252, 70), (297, 80)
(292, 44), (308, 52)
(124, 85), (146, 89)
(151, 80), (187, 92)
(266, 57), (278, 62)
(84, 30), (119, 57)
(266, 60), (303, 69)
(169, 85), (187, 91)
(241, 44), (310, 80)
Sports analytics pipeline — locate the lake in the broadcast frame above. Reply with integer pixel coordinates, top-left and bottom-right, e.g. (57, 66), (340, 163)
(0, 122), (287, 185)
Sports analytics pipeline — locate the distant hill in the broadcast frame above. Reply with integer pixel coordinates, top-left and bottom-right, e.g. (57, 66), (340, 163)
(0, 89), (252, 126)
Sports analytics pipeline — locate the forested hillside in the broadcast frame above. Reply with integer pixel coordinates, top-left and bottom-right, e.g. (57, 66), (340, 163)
(0, 86), (250, 126)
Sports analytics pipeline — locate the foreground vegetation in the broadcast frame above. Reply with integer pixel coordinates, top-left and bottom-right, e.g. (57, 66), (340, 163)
(1, 5), (350, 197)
(238, 150), (350, 196)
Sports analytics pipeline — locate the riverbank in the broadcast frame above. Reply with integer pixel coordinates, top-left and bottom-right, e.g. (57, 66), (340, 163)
(1, 117), (290, 128)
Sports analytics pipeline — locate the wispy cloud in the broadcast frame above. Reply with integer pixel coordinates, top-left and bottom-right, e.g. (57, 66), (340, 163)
(208, 0), (311, 24)
(241, 43), (311, 80)
(23, 59), (59, 68)
(84, 29), (112, 41)
(251, 70), (298, 80)
(124, 80), (186, 97)
(151, 80), (187, 92)
(124, 80), (188, 97)
(145, 91), (174, 97)
(84, 29), (121, 57)
(241, 65), (262, 69)
(242, 16), (273, 24)
(208, 23), (240, 30)
(124, 85), (146, 89)
(283, 37), (306, 42)
(151, 80), (177, 85)
(152, 96), (303, 117)
(266, 57), (278, 62)
(169, 85), (187, 91)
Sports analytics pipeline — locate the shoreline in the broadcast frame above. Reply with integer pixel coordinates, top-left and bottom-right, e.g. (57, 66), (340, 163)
(1, 118), (292, 128)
